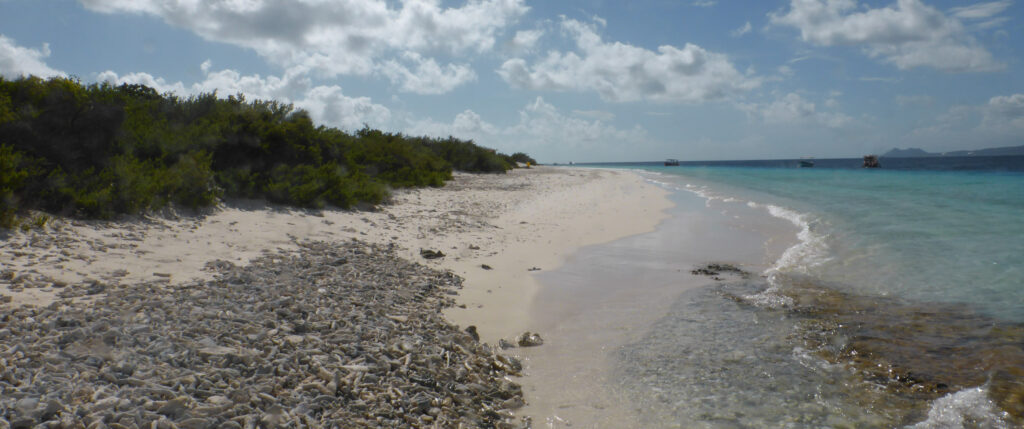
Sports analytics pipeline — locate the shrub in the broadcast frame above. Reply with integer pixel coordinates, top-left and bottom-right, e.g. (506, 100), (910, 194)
(0, 145), (35, 227)
(0, 76), (536, 223)
(421, 137), (514, 173)
(510, 152), (537, 165)
(262, 163), (388, 209)
(166, 151), (220, 208)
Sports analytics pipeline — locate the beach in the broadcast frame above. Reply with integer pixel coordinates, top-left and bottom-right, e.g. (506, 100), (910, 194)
(6, 0), (1024, 424)
(0, 166), (674, 427)
(7, 161), (1022, 428)
(0, 167), (671, 339)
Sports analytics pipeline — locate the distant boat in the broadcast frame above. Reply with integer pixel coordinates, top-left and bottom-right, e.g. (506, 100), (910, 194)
(863, 155), (880, 168)
(664, 159), (680, 166)
(799, 157), (815, 168)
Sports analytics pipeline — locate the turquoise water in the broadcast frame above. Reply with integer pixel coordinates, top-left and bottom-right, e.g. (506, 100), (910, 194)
(646, 165), (1024, 322)
(586, 161), (1024, 427)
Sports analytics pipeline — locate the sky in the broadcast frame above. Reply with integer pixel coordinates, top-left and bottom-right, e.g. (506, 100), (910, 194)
(1, 0), (1022, 163)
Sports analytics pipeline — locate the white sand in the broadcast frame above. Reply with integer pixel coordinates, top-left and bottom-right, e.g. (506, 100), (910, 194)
(0, 165), (673, 422)
(1, 167), (670, 338)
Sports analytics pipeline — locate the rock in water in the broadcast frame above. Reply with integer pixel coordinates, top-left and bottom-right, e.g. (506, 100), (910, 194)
(516, 332), (544, 347)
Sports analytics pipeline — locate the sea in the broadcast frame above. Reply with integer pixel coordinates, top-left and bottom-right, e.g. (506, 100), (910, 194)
(566, 156), (1024, 428)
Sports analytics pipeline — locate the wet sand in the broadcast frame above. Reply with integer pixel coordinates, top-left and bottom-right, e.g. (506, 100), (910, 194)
(514, 187), (800, 427)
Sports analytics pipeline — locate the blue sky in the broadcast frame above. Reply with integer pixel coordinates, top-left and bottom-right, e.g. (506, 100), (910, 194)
(1, 0), (1022, 162)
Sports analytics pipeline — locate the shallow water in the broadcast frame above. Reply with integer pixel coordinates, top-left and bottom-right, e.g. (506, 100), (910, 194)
(638, 161), (1024, 322)
(616, 282), (910, 428)
(540, 160), (1024, 427)
(519, 188), (797, 427)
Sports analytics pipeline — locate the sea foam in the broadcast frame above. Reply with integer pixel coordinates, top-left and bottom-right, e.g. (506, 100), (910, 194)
(670, 177), (835, 310)
(908, 386), (1011, 429)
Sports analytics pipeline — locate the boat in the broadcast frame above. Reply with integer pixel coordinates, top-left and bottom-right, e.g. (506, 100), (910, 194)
(664, 159), (680, 166)
(799, 157), (815, 168)
(863, 155), (880, 168)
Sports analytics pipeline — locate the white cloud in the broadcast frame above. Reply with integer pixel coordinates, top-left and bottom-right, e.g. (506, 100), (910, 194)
(692, 1), (717, 7)
(378, 53), (477, 95)
(740, 92), (854, 128)
(407, 97), (646, 153)
(509, 97), (647, 148)
(732, 21), (753, 37)
(299, 85), (392, 130)
(950, 1), (1011, 20)
(770, 0), (1004, 72)
(79, 0), (528, 93)
(97, 70), (185, 94)
(951, 1), (1012, 30)
(406, 109), (498, 140)
(911, 93), (1024, 144)
(0, 35), (64, 78)
(99, 64), (390, 130)
(510, 29), (544, 52)
(981, 93), (1024, 131)
(497, 19), (759, 103)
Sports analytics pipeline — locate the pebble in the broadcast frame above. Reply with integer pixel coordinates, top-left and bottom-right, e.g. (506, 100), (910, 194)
(516, 332), (545, 347)
(0, 240), (529, 428)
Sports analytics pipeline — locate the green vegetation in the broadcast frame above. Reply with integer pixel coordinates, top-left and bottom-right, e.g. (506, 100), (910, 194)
(0, 76), (530, 227)
(509, 152), (537, 166)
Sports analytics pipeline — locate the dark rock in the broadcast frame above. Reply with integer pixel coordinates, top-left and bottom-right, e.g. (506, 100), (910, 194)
(464, 325), (480, 342)
(420, 249), (445, 259)
(690, 263), (749, 279)
(84, 280), (106, 295)
(516, 332), (544, 347)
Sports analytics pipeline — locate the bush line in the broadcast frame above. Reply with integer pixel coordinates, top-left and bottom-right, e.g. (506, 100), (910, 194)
(0, 76), (538, 227)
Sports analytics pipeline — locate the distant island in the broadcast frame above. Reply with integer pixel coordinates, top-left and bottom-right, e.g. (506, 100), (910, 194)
(883, 144), (1024, 158)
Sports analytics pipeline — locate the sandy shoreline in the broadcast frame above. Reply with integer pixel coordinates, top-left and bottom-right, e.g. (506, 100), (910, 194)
(1, 167), (671, 339)
(1, 166), (672, 423)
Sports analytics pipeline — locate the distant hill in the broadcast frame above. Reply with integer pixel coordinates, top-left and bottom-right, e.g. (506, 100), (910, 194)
(882, 144), (1024, 158)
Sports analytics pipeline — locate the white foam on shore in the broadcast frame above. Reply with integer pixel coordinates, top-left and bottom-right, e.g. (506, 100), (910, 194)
(753, 202), (831, 276)
(907, 386), (1011, 429)
(688, 182), (830, 308)
(737, 201), (830, 309)
(642, 171), (834, 309)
